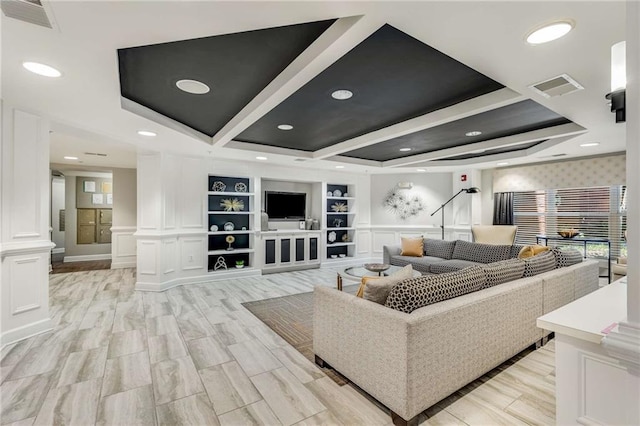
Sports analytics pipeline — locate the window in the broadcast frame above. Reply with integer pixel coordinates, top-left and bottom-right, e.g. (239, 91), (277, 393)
(512, 185), (627, 258)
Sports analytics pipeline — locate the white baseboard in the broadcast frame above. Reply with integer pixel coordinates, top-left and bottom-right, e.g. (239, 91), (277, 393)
(63, 254), (112, 263)
(51, 247), (65, 254)
(1, 318), (53, 347)
(111, 260), (137, 269)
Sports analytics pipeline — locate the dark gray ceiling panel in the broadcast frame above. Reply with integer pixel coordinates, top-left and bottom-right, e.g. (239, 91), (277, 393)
(235, 24), (504, 151)
(432, 140), (544, 161)
(118, 19), (336, 137)
(341, 100), (570, 161)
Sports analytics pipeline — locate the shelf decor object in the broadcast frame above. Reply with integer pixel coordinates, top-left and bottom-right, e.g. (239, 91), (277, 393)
(224, 222), (235, 231)
(558, 228), (580, 238)
(210, 224), (218, 232)
(330, 202), (348, 212)
(214, 256), (227, 270)
(221, 198), (244, 212)
(235, 260), (245, 268)
(234, 182), (247, 192)
(226, 235), (235, 250)
(212, 181), (226, 192)
(328, 231), (337, 243)
(332, 189), (342, 197)
(364, 263), (391, 275)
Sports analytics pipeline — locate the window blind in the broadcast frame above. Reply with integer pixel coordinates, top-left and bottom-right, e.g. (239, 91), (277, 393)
(511, 185), (627, 258)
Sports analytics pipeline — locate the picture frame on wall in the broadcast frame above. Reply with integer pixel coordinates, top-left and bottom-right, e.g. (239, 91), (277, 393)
(83, 180), (96, 193)
(92, 193), (104, 205)
(102, 182), (112, 193)
(106, 194), (113, 205)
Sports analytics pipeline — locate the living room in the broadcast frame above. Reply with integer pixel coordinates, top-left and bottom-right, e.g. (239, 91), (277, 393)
(1, 1), (638, 425)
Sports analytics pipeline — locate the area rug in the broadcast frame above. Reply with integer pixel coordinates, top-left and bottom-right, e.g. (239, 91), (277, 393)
(242, 284), (359, 386)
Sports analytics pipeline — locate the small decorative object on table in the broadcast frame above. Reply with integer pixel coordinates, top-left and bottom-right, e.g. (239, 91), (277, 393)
(226, 235), (235, 250)
(332, 189), (342, 197)
(328, 231), (337, 243)
(558, 228), (580, 238)
(364, 263), (391, 276)
(234, 182), (247, 192)
(212, 181), (226, 192)
(224, 222), (235, 231)
(331, 202), (348, 212)
(235, 260), (245, 269)
(214, 256), (227, 270)
(221, 198), (244, 212)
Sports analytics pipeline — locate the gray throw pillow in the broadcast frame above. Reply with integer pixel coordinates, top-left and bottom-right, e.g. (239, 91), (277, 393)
(522, 250), (557, 277)
(481, 258), (526, 288)
(363, 265), (415, 305)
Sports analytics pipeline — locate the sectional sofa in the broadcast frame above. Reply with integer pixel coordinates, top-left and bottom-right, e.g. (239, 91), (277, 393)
(314, 239), (599, 426)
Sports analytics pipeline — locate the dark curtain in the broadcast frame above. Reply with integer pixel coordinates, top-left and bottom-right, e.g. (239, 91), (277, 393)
(493, 192), (514, 225)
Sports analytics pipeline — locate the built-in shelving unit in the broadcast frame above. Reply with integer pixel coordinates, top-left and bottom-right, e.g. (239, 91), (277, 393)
(324, 183), (356, 260)
(207, 175), (254, 272)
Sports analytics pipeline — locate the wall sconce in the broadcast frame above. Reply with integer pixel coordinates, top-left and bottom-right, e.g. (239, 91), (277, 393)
(605, 41), (626, 123)
(397, 182), (413, 189)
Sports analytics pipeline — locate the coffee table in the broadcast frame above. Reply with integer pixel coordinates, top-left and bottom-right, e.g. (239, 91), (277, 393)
(336, 265), (422, 290)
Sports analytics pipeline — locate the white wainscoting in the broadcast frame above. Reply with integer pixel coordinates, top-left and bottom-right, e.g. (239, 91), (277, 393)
(111, 226), (137, 269)
(365, 225), (470, 258)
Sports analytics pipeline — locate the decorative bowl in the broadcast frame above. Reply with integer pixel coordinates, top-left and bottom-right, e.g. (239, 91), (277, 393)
(330, 254), (338, 259)
(558, 229), (579, 238)
(364, 263), (391, 273)
(338, 254), (346, 258)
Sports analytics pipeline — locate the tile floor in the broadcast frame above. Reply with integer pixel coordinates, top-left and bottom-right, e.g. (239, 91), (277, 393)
(0, 268), (556, 425)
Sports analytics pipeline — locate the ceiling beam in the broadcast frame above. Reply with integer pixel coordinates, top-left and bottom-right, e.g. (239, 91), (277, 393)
(210, 15), (385, 148)
(225, 140), (315, 159)
(312, 87), (525, 160)
(380, 122), (587, 167)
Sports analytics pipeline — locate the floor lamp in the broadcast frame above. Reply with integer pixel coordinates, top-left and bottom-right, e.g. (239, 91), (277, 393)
(430, 187), (480, 240)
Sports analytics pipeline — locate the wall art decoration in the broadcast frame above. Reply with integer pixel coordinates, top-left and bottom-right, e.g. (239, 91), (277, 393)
(92, 193), (104, 205)
(83, 180), (96, 193)
(220, 198), (244, 211)
(234, 182), (247, 192)
(383, 189), (426, 220)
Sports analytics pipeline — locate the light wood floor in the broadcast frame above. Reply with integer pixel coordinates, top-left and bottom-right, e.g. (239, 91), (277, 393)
(0, 268), (556, 425)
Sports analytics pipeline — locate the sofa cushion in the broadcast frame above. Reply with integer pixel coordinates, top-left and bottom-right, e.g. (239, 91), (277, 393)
(361, 265), (415, 305)
(522, 251), (557, 277)
(400, 237), (423, 257)
(390, 255), (442, 274)
(510, 244), (525, 259)
(429, 259), (481, 274)
(551, 247), (583, 268)
(518, 244), (550, 259)
(481, 258), (526, 288)
(385, 266), (486, 314)
(423, 239), (456, 260)
(452, 240), (512, 264)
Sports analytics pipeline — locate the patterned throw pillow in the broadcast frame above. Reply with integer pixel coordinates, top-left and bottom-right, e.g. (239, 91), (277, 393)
(510, 244), (525, 259)
(522, 251), (557, 277)
(481, 258), (526, 288)
(551, 247), (583, 268)
(400, 237), (423, 257)
(451, 240), (512, 264)
(424, 239), (456, 259)
(385, 266), (486, 313)
(361, 265), (415, 305)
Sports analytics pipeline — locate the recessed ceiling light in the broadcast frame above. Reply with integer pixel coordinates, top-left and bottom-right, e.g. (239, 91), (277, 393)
(22, 61), (61, 78)
(465, 131), (482, 137)
(137, 130), (156, 137)
(399, 148), (412, 152)
(277, 124), (293, 131)
(497, 162), (510, 166)
(416, 168), (426, 172)
(176, 79), (210, 94)
(331, 90), (353, 100)
(526, 21), (574, 45)
(256, 156), (268, 160)
(580, 142), (600, 147)
(335, 165), (345, 169)
(63, 156), (78, 160)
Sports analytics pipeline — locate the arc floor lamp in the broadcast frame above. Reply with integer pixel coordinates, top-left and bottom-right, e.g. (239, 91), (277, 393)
(430, 187), (480, 240)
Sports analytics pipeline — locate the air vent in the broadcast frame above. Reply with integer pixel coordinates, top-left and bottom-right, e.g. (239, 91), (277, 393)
(1, 0), (52, 28)
(84, 152), (108, 157)
(529, 74), (583, 98)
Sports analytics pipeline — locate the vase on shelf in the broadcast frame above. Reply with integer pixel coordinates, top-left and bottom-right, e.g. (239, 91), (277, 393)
(261, 210), (269, 231)
(305, 217), (313, 230)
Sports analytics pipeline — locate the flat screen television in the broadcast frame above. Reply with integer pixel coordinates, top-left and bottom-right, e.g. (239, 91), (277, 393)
(265, 191), (306, 220)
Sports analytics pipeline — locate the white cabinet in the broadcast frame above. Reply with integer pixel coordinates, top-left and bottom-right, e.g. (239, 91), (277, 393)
(261, 230), (321, 273)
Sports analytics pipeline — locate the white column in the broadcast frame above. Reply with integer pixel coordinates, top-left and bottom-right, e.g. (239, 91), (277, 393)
(111, 168), (137, 269)
(135, 152), (208, 291)
(0, 104), (54, 344)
